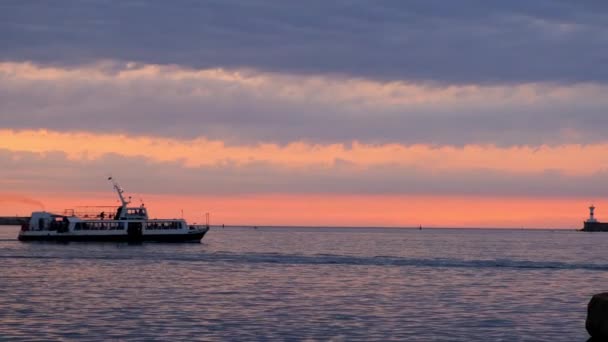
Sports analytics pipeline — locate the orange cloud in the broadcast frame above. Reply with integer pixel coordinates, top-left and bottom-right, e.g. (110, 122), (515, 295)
(1, 129), (608, 175)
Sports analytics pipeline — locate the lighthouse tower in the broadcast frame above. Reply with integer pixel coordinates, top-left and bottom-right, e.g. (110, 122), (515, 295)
(587, 205), (598, 223)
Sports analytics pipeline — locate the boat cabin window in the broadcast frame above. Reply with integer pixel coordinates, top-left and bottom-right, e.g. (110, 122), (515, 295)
(129, 208), (144, 215)
(48, 216), (69, 231)
(75, 222), (125, 230)
(145, 221), (182, 230)
(112, 207), (148, 220)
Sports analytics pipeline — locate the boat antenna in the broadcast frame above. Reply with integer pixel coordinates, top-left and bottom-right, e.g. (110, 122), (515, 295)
(108, 176), (130, 206)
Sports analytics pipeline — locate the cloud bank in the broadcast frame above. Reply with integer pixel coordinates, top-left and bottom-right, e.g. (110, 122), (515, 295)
(2, 62), (608, 146)
(1, 1), (607, 84)
(2, 143), (608, 199)
(3, 129), (608, 175)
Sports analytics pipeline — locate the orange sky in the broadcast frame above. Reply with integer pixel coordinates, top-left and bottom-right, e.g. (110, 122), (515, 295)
(0, 190), (594, 229)
(0, 128), (602, 228)
(1, 62), (605, 229)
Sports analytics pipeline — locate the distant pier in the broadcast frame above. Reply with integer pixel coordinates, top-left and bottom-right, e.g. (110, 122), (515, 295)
(0, 217), (30, 225)
(582, 205), (608, 232)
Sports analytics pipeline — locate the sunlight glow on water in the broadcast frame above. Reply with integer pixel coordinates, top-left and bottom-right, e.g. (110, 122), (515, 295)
(1, 226), (606, 340)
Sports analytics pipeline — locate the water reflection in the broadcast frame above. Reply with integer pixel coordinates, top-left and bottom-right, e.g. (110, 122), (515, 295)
(0, 226), (597, 340)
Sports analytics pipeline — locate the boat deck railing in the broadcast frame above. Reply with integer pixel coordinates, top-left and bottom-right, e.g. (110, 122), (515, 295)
(63, 206), (120, 219)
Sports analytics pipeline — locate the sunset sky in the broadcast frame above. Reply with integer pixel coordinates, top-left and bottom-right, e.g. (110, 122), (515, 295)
(1, 1), (608, 228)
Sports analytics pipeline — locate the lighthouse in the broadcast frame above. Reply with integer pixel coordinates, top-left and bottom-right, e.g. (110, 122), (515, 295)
(587, 205), (598, 223)
(583, 204), (608, 231)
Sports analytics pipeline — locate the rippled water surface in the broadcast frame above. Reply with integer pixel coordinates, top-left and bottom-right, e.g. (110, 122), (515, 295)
(1, 225), (607, 341)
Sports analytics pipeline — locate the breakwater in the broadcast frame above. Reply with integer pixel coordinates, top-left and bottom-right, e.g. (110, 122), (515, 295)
(0, 217), (29, 225)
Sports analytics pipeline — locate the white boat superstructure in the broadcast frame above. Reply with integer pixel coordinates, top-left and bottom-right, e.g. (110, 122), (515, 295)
(18, 178), (209, 242)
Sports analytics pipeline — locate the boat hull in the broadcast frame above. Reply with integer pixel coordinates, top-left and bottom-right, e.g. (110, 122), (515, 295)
(18, 228), (209, 243)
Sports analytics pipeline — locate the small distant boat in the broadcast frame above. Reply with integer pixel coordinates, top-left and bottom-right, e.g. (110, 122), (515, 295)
(18, 178), (209, 242)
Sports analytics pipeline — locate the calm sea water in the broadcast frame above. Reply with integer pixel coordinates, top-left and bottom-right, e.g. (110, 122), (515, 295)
(1, 225), (606, 341)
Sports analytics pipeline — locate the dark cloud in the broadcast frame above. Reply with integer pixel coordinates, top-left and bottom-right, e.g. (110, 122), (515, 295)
(1, 0), (607, 84)
(1, 148), (607, 199)
(1, 64), (607, 146)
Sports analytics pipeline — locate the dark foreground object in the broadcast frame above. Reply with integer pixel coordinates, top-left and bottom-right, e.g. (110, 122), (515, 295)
(583, 222), (608, 232)
(587, 293), (608, 339)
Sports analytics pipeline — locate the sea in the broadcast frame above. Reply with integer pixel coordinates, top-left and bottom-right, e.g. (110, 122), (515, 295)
(1, 225), (606, 341)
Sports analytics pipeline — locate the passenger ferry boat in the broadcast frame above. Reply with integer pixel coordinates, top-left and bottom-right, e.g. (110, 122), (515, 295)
(18, 178), (210, 242)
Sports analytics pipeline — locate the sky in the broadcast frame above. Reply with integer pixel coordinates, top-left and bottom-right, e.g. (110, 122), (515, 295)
(1, 1), (608, 228)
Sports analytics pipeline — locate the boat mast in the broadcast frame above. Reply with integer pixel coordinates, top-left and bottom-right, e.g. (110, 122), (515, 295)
(108, 176), (130, 207)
